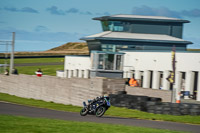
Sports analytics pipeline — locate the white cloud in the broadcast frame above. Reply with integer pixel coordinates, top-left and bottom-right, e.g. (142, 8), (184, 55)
(132, 6), (200, 18)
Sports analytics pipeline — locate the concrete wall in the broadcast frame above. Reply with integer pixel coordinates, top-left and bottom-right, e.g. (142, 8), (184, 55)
(126, 86), (172, 102)
(0, 74), (125, 106)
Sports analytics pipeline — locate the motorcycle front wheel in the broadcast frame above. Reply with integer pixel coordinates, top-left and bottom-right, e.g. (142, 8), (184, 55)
(80, 107), (88, 116)
(96, 106), (106, 117)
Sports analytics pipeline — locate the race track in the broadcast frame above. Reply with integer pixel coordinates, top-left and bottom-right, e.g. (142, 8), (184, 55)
(0, 101), (200, 133)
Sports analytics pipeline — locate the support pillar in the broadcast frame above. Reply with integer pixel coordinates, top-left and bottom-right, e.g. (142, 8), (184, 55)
(135, 70), (141, 79)
(78, 70), (82, 78)
(123, 71), (128, 78)
(84, 69), (89, 78)
(143, 70), (150, 88)
(135, 70), (142, 87)
(152, 71), (160, 89)
(163, 70), (170, 90)
(175, 71), (182, 103)
(185, 71), (194, 99)
(73, 69), (78, 77)
(68, 70), (72, 78)
(128, 71), (133, 78)
(66, 70), (69, 78)
(197, 71), (200, 101)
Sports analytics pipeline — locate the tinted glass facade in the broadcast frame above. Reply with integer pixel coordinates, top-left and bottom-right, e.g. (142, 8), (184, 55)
(101, 21), (183, 38)
(87, 40), (187, 53)
(101, 21), (124, 32)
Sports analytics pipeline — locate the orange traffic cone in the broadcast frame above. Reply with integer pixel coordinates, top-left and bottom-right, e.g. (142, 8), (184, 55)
(176, 92), (181, 103)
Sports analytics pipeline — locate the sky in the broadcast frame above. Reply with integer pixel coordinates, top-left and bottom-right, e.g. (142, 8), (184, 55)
(0, 0), (200, 52)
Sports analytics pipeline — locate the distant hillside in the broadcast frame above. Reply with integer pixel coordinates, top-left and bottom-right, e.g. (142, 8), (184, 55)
(187, 49), (200, 51)
(48, 42), (88, 51)
(0, 42), (89, 57)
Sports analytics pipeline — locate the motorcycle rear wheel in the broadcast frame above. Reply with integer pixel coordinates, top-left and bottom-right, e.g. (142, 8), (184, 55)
(96, 106), (106, 117)
(80, 108), (88, 116)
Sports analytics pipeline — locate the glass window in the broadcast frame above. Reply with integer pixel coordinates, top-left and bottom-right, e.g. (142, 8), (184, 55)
(108, 44), (113, 48)
(101, 21), (109, 31)
(121, 45), (128, 48)
(105, 54), (114, 70)
(102, 49), (107, 52)
(104, 21), (124, 32)
(116, 55), (122, 70)
(107, 49), (113, 52)
(92, 52), (123, 71)
(98, 54), (104, 69)
(101, 44), (107, 48)
(101, 44), (130, 52)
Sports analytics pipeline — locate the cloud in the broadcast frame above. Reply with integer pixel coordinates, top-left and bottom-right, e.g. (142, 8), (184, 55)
(35, 25), (49, 32)
(4, 7), (39, 13)
(0, 27), (86, 42)
(46, 6), (65, 15)
(21, 7), (39, 13)
(131, 6), (200, 18)
(4, 7), (18, 12)
(46, 6), (110, 16)
(132, 5), (181, 18)
(66, 8), (79, 13)
(181, 9), (200, 17)
(66, 8), (93, 15)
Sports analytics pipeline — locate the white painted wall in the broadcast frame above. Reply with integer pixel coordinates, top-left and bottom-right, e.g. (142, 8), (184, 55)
(123, 51), (200, 72)
(64, 55), (91, 70)
(64, 52), (200, 73)
(64, 52), (200, 101)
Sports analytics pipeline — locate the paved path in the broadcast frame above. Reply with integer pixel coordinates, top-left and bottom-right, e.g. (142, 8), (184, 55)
(1, 101), (200, 133)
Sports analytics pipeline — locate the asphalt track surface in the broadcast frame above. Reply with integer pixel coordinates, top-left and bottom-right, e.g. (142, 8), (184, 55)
(1, 102), (200, 133)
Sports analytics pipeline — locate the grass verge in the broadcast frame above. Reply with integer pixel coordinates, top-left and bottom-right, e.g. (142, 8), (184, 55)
(15, 65), (64, 76)
(0, 115), (186, 133)
(0, 58), (64, 76)
(0, 92), (200, 125)
(0, 57), (64, 64)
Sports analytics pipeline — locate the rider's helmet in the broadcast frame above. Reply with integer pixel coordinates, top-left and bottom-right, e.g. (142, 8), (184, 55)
(104, 94), (108, 97)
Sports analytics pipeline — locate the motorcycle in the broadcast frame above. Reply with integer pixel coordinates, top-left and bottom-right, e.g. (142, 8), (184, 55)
(80, 96), (111, 117)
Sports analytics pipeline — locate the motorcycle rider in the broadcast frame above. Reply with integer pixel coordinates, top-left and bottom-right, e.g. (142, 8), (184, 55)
(87, 95), (108, 110)
(80, 94), (110, 117)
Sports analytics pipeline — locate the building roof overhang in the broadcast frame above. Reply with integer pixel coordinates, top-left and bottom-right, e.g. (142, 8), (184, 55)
(93, 14), (190, 23)
(80, 31), (193, 45)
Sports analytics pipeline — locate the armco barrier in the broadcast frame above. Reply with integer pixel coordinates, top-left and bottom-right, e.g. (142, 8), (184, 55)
(109, 93), (200, 116)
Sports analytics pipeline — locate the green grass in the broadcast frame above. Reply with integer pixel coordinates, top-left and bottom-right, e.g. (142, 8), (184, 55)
(0, 58), (64, 75)
(15, 65), (64, 76)
(0, 115), (187, 133)
(0, 57), (64, 64)
(0, 93), (81, 112)
(106, 106), (200, 125)
(0, 93), (200, 125)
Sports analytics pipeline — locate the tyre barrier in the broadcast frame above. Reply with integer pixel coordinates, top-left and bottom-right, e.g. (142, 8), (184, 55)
(109, 93), (200, 116)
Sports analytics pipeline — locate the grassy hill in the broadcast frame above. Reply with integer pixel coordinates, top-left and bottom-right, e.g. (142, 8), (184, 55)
(48, 42), (88, 51)
(187, 49), (200, 51)
(0, 42), (89, 57)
